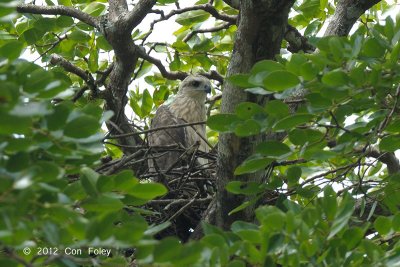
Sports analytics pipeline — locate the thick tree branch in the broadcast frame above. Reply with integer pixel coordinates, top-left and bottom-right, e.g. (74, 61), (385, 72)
(284, 24), (315, 53)
(16, 4), (99, 29)
(355, 146), (400, 175)
(109, 0), (128, 22)
(324, 0), (381, 37)
(125, 0), (157, 33)
(50, 54), (89, 81)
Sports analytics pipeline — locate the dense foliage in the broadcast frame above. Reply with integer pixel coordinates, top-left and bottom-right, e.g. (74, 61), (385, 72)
(1, 0), (400, 266)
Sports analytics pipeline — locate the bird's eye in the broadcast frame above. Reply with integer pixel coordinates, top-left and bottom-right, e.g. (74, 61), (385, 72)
(192, 81), (200, 87)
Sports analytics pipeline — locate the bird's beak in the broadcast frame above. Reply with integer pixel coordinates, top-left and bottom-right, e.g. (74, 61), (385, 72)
(204, 85), (211, 94)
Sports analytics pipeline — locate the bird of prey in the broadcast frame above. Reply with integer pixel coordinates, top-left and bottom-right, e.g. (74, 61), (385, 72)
(148, 75), (211, 176)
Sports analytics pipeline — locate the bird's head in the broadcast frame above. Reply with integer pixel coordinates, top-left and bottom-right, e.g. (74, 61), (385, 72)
(178, 75), (212, 100)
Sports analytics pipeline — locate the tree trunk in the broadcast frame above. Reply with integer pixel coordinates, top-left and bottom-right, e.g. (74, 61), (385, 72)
(216, 0), (294, 230)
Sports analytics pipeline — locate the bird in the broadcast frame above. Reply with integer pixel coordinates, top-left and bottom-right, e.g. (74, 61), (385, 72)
(147, 75), (211, 178)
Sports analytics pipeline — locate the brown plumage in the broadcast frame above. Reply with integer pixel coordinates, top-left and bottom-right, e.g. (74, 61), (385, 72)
(148, 75), (211, 175)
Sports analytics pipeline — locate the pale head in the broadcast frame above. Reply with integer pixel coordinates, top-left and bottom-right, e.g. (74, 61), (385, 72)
(178, 75), (212, 100)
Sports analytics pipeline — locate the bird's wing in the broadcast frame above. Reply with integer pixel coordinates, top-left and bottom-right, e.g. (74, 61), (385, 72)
(148, 105), (188, 173)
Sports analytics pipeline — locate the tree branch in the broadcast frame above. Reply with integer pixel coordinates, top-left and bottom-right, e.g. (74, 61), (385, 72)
(106, 121), (206, 139)
(355, 146), (400, 175)
(136, 45), (224, 83)
(284, 24), (315, 53)
(16, 4), (99, 29)
(109, 0), (128, 22)
(125, 0), (157, 33)
(183, 22), (233, 42)
(50, 54), (89, 81)
(324, 0), (381, 37)
(136, 47), (188, 80)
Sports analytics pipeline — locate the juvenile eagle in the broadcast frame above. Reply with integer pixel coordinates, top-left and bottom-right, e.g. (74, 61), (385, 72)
(148, 75), (211, 175)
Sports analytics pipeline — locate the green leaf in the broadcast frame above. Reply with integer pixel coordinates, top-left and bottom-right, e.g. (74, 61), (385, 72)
(286, 166), (302, 184)
(320, 186), (337, 221)
(251, 60), (284, 74)
(69, 30), (91, 42)
(0, 114), (31, 134)
(56, 16), (74, 28)
(256, 206), (286, 231)
(379, 136), (400, 152)
(80, 167), (99, 197)
(328, 37), (344, 60)
(265, 100), (289, 117)
(286, 54), (307, 75)
(374, 216), (392, 236)
(83, 195), (124, 212)
(82, 2), (106, 16)
(24, 68), (53, 93)
(23, 28), (44, 45)
(0, 41), (24, 60)
(234, 156), (274, 175)
(6, 152), (30, 172)
(88, 49), (98, 72)
(328, 193), (355, 239)
(46, 102), (71, 130)
(129, 183), (167, 200)
(176, 10), (210, 26)
(64, 115), (99, 138)
(227, 74), (252, 88)
(154, 237), (182, 262)
(255, 141), (291, 157)
(229, 199), (258, 216)
(234, 119), (261, 137)
(342, 227), (364, 250)
(207, 114), (241, 133)
(362, 38), (385, 58)
(58, 0), (72, 6)
(300, 62), (318, 80)
(235, 102), (265, 120)
(274, 114), (315, 130)
(112, 170), (139, 192)
(263, 70), (300, 91)
(226, 181), (263, 196)
(321, 69), (349, 86)
(392, 213), (400, 231)
(289, 128), (324, 145)
(141, 89), (153, 116)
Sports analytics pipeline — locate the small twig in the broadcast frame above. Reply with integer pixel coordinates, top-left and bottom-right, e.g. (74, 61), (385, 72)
(183, 22), (232, 42)
(35, 33), (67, 62)
(105, 149), (146, 175)
(169, 192), (199, 221)
(378, 84), (400, 133)
(329, 110), (352, 134)
(106, 121), (206, 139)
(141, 3), (236, 45)
(149, 196), (212, 206)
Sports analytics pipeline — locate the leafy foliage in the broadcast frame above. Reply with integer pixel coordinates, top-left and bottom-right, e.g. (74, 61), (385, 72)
(1, 0), (400, 266)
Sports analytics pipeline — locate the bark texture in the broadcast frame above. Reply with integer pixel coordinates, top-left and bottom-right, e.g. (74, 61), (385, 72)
(216, 0), (294, 230)
(101, 0), (157, 153)
(324, 0), (381, 37)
